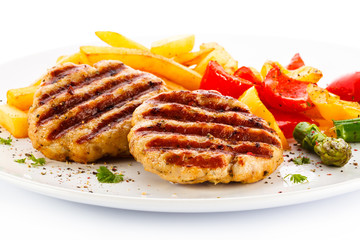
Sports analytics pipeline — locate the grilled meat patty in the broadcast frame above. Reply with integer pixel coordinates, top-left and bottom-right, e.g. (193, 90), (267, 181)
(128, 90), (283, 184)
(28, 60), (167, 163)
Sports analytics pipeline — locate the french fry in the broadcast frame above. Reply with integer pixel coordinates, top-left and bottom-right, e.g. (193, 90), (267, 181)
(7, 86), (38, 111)
(30, 78), (42, 86)
(95, 31), (148, 51)
(80, 46), (202, 90)
(173, 47), (215, 66)
(56, 51), (90, 65)
(222, 57), (238, 75)
(194, 49), (230, 75)
(261, 61), (322, 83)
(161, 78), (187, 91)
(56, 52), (81, 64)
(150, 34), (195, 58)
(194, 42), (238, 75)
(0, 104), (28, 138)
(56, 55), (68, 63)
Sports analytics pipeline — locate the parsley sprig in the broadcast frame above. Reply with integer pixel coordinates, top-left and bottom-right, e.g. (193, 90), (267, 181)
(293, 156), (310, 165)
(14, 158), (26, 164)
(0, 136), (12, 145)
(96, 166), (124, 183)
(14, 154), (46, 166)
(284, 173), (308, 184)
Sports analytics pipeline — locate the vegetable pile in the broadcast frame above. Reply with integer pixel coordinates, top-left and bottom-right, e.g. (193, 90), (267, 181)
(200, 52), (360, 150)
(1, 32), (359, 161)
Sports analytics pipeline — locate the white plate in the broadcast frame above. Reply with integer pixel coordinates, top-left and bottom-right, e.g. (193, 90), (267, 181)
(0, 35), (360, 213)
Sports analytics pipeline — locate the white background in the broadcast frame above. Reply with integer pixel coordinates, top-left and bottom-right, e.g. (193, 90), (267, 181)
(1, 0), (360, 239)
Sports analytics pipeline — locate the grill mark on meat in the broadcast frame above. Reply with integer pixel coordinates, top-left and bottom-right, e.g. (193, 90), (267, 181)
(76, 102), (142, 144)
(128, 90), (283, 183)
(146, 136), (274, 158)
(37, 72), (146, 126)
(165, 152), (226, 169)
(47, 80), (163, 141)
(141, 103), (273, 133)
(135, 122), (281, 147)
(151, 90), (250, 113)
(45, 64), (87, 86)
(39, 63), (126, 105)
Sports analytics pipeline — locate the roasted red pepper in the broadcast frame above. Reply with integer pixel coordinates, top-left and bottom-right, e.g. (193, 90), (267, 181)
(286, 53), (305, 70)
(234, 66), (262, 85)
(200, 61), (254, 99)
(270, 108), (317, 138)
(326, 72), (360, 103)
(259, 65), (314, 113)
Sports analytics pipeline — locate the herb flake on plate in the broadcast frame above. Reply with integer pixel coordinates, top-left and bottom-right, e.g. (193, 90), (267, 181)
(293, 156), (310, 165)
(0, 136), (12, 145)
(14, 154), (46, 166)
(284, 173), (308, 184)
(96, 166), (124, 183)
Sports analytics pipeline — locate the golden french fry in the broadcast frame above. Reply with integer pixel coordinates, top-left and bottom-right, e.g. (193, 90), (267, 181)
(56, 51), (90, 65)
(194, 42), (238, 75)
(222, 57), (238, 75)
(56, 55), (68, 63)
(80, 46), (202, 90)
(30, 78), (42, 86)
(194, 49), (235, 75)
(200, 42), (224, 50)
(0, 104), (28, 138)
(7, 86), (38, 111)
(56, 52), (82, 64)
(150, 34), (195, 58)
(162, 78), (187, 91)
(261, 61), (322, 83)
(95, 31), (148, 51)
(173, 47), (215, 66)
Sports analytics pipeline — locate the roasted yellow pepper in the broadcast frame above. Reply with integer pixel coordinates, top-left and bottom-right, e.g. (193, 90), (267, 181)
(239, 86), (289, 149)
(307, 84), (360, 121)
(261, 61), (323, 83)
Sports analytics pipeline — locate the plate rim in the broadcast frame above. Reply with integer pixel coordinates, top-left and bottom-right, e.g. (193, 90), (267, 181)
(1, 168), (360, 213)
(1, 37), (360, 213)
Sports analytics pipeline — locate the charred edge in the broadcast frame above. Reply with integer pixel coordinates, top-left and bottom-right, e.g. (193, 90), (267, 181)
(165, 152), (226, 169)
(76, 102), (142, 144)
(146, 136), (274, 158)
(38, 63), (126, 105)
(151, 90), (250, 113)
(44, 64), (87, 86)
(46, 81), (163, 141)
(37, 72), (146, 126)
(142, 103), (274, 134)
(135, 122), (281, 147)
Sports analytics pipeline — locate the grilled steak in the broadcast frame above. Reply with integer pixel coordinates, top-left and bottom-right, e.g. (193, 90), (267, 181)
(28, 60), (167, 163)
(128, 90), (283, 184)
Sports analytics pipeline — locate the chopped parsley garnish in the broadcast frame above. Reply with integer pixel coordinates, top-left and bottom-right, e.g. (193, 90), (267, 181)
(14, 154), (46, 166)
(14, 158), (26, 164)
(96, 166), (124, 183)
(0, 136), (12, 145)
(284, 173), (308, 184)
(293, 156), (310, 165)
(27, 154), (46, 166)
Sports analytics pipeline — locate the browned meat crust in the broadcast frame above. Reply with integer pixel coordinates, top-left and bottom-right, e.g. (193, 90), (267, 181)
(128, 90), (283, 184)
(28, 60), (167, 163)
